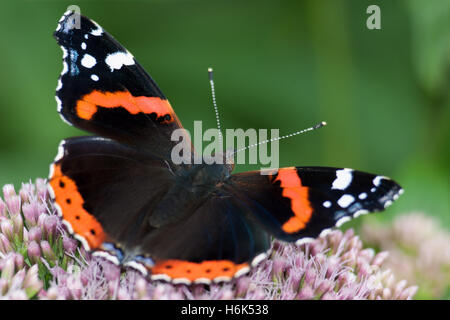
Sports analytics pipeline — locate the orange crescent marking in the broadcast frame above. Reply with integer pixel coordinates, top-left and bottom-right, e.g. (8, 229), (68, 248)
(75, 90), (175, 123)
(274, 167), (313, 233)
(49, 164), (106, 249)
(151, 260), (249, 282)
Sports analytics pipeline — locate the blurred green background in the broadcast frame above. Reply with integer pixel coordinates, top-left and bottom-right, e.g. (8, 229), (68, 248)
(0, 0), (448, 231)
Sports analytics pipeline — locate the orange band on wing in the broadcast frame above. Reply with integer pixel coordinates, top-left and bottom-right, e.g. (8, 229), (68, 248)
(49, 164), (106, 249)
(274, 167), (313, 233)
(151, 260), (249, 282)
(76, 90), (175, 122)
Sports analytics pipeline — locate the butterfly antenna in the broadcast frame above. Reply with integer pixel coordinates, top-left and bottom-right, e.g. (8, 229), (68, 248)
(208, 68), (223, 146)
(231, 121), (327, 157)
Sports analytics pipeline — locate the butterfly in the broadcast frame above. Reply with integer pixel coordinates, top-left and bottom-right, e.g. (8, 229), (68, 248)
(48, 10), (403, 285)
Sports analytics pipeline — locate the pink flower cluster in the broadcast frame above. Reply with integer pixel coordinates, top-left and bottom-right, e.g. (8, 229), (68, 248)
(0, 179), (418, 300)
(362, 213), (450, 299)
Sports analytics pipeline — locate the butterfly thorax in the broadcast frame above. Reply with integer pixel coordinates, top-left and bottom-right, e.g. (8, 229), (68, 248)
(148, 163), (232, 228)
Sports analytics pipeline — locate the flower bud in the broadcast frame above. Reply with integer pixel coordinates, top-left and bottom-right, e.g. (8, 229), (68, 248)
(8, 290), (28, 300)
(102, 262), (120, 282)
(321, 291), (338, 300)
(28, 226), (42, 242)
(23, 264), (43, 298)
(272, 257), (286, 278)
(218, 288), (234, 300)
(382, 287), (392, 299)
(236, 277), (250, 297)
(13, 253), (24, 270)
(117, 287), (131, 300)
(19, 183), (35, 203)
(372, 251), (389, 267)
(12, 213), (23, 241)
(27, 241), (41, 264)
(325, 255), (340, 278)
(1, 256), (15, 281)
(3, 184), (16, 198)
(135, 278), (148, 299)
(289, 272), (302, 292)
(37, 213), (47, 231)
(317, 279), (333, 295)
(398, 286), (418, 300)
(1, 219), (14, 241)
(62, 236), (78, 254)
(45, 286), (60, 300)
(0, 278), (8, 295)
(6, 195), (21, 216)
(297, 285), (315, 299)
(0, 234), (12, 253)
(22, 202), (40, 226)
(41, 240), (56, 262)
(303, 268), (316, 286)
(0, 198), (6, 217)
(10, 269), (26, 290)
(35, 178), (48, 200)
(66, 276), (83, 299)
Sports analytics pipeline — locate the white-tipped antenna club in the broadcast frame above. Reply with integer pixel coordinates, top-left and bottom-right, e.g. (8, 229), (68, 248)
(208, 67), (223, 145)
(231, 121), (327, 156)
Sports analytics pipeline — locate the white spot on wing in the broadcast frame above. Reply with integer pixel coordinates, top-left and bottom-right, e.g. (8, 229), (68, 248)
(124, 261), (148, 276)
(151, 274), (171, 282)
(332, 168), (353, 190)
(172, 278), (191, 285)
(54, 203), (64, 219)
(319, 228), (332, 238)
(353, 209), (369, 218)
(55, 96), (63, 112)
(337, 194), (355, 208)
(358, 192), (367, 200)
(56, 78), (63, 91)
(193, 278), (211, 285)
(105, 51), (135, 71)
(213, 276), (232, 283)
(91, 74), (99, 81)
(234, 266), (251, 278)
(55, 140), (66, 162)
(61, 220), (74, 233)
(251, 253), (267, 267)
(47, 180), (55, 200)
(59, 114), (73, 127)
(81, 54), (96, 68)
(92, 251), (120, 265)
(336, 216), (351, 227)
(61, 61), (68, 75)
(323, 201), (332, 208)
(295, 237), (314, 246)
(81, 42), (87, 50)
(373, 175), (388, 187)
(90, 21), (103, 36)
(61, 47), (68, 59)
(384, 200), (393, 208)
(75, 234), (91, 251)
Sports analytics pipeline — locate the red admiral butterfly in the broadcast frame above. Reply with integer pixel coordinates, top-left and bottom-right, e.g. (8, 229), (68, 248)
(48, 11), (403, 285)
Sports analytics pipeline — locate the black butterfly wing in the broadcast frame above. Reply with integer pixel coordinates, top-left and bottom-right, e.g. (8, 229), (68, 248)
(50, 11), (404, 286)
(131, 166), (401, 284)
(54, 10), (191, 161)
(49, 139), (270, 285)
(49, 136), (175, 251)
(140, 193), (271, 284)
(224, 166), (403, 244)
